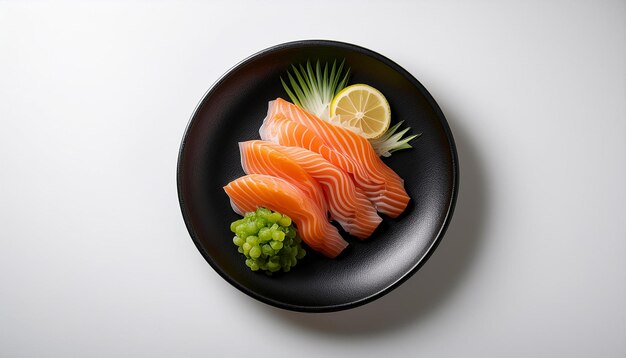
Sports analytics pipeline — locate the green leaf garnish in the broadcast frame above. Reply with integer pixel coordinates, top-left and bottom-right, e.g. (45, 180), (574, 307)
(368, 121), (421, 157)
(281, 59), (350, 120)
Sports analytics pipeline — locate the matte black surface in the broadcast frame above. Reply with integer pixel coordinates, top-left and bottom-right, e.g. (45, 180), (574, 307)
(177, 40), (458, 312)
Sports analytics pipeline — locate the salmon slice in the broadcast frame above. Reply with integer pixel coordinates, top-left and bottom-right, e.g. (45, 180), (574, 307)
(223, 174), (348, 258)
(239, 141), (328, 215)
(244, 140), (382, 239)
(261, 99), (410, 218)
(259, 113), (366, 180)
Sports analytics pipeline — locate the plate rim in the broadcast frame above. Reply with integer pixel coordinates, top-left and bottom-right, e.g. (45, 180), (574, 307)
(177, 39), (459, 312)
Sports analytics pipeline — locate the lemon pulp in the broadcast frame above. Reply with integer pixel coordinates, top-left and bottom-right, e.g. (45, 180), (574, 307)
(329, 84), (391, 139)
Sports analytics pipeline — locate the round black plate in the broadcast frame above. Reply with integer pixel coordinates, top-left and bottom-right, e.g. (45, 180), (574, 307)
(177, 40), (458, 312)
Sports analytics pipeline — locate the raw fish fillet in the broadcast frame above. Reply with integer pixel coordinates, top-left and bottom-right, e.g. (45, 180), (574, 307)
(239, 141), (328, 215)
(223, 174), (348, 258)
(243, 140), (382, 239)
(260, 98), (410, 218)
(260, 113), (365, 180)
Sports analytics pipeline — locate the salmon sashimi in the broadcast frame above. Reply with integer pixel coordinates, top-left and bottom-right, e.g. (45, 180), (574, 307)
(259, 113), (367, 180)
(269, 98), (410, 217)
(247, 140), (382, 239)
(259, 113), (378, 207)
(223, 174), (348, 258)
(261, 99), (410, 218)
(239, 141), (328, 215)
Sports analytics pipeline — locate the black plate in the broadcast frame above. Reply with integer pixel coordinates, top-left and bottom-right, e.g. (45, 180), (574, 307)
(177, 40), (458, 312)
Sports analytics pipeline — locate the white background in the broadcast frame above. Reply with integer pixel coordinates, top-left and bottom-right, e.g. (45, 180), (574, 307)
(1, 1), (625, 357)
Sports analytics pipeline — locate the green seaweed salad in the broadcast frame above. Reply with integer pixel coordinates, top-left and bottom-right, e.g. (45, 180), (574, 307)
(230, 208), (306, 274)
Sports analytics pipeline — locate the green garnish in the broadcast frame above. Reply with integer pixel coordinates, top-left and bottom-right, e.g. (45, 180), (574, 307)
(281, 59), (350, 121)
(281, 59), (419, 156)
(230, 207), (306, 274)
(368, 121), (421, 157)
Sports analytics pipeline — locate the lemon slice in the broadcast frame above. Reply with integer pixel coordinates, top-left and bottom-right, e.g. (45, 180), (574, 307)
(329, 84), (391, 139)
